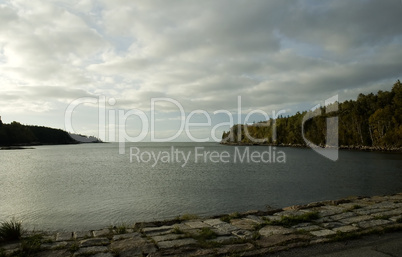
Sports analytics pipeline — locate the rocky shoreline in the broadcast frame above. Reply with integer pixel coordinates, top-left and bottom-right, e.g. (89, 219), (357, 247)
(220, 142), (402, 152)
(1, 193), (402, 256)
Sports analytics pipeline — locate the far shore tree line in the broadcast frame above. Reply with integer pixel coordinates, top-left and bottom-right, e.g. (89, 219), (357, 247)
(222, 80), (402, 148)
(0, 122), (77, 146)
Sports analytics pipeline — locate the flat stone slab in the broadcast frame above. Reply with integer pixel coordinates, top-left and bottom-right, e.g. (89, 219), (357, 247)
(333, 225), (359, 233)
(126, 243), (157, 257)
(389, 194), (402, 200)
(41, 241), (68, 250)
(184, 220), (210, 229)
(310, 229), (336, 237)
(337, 203), (367, 209)
(321, 221), (346, 229)
(36, 249), (71, 257)
(171, 223), (192, 232)
(259, 226), (295, 236)
(340, 215), (373, 224)
(358, 219), (391, 229)
(203, 218), (225, 226)
(1, 242), (20, 251)
(110, 238), (156, 257)
(292, 222), (313, 228)
(275, 210), (307, 217)
(112, 232), (141, 241)
(214, 243), (255, 255)
(42, 234), (56, 241)
(264, 215), (282, 221)
(330, 212), (356, 221)
(92, 228), (110, 237)
(73, 231), (91, 239)
(230, 219), (257, 230)
(213, 222), (240, 233)
(371, 208), (402, 217)
(310, 237), (331, 245)
(151, 233), (183, 242)
(211, 227), (232, 236)
(209, 235), (237, 243)
(73, 246), (108, 256)
(244, 215), (264, 224)
(79, 237), (109, 247)
(56, 232), (74, 241)
(232, 229), (254, 239)
(157, 238), (197, 249)
(91, 253), (114, 257)
(295, 225), (322, 232)
(370, 201), (398, 209)
(182, 228), (203, 237)
(110, 237), (147, 248)
(317, 206), (346, 216)
(390, 215), (402, 222)
(354, 208), (386, 215)
(142, 225), (173, 235)
(256, 234), (310, 248)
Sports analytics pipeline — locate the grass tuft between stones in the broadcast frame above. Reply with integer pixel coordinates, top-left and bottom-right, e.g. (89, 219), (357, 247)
(220, 212), (242, 223)
(4, 234), (43, 257)
(0, 219), (23, 242)
(113, 223), (129, 234)
(172, 226), (184, 234)
(193, 227), (218, 241)
(69, 242), (80, 252)
(265, 211), (320, 228)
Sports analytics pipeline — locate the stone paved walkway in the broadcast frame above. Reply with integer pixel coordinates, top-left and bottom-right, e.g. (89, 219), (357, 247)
(1, 193), (402, 256)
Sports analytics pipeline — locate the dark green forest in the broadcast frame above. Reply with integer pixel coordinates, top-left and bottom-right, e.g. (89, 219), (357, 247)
(0, 121), (77, 146)
(222, 80), (402, 149)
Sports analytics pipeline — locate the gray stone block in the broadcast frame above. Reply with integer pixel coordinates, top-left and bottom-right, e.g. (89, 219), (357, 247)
(151, 233), (183, 242)
(310, 229), (336, 237)
(92, 228), (110, 237)
(73, 246), (108, 256)
(333, 225), (359, 233)
(358, 219), (391, 229)
(203, 218), (225, 226)
(112, 232), (141, 241)
(259, 226), (295, 236)
(56, 232), (73, 241)
(157, 238), (197, 249)
(79, 238), (109, 247)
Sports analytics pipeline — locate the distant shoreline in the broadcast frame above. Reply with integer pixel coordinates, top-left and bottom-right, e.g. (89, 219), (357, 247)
(220, 141), (402, 153)
(0, 141), (105, 150)
(0, 146), (35, 150)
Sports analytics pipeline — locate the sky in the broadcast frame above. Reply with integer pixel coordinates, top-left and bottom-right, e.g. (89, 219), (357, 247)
(1, 0), (402, 142)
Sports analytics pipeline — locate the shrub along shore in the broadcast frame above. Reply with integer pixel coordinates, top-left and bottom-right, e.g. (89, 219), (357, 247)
(1, 193), (402, 256)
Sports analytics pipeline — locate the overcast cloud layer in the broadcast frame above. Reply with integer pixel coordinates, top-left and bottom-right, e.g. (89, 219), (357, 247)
(1, 0), (402, 140)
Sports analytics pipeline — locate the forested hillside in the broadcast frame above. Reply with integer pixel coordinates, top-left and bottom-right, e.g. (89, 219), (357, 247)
(222, 80), (402, 149)
(0, 121), (77, 146)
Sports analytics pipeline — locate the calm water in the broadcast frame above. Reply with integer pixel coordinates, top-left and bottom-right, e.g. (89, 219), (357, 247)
(1, 142), (401, 231)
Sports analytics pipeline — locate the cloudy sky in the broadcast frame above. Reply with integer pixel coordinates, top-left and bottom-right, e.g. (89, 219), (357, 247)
(1, 0), (402, 141)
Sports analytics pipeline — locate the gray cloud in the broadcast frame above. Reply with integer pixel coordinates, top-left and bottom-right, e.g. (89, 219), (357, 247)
(1, 0), (401, 136)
